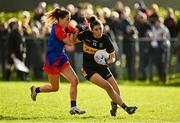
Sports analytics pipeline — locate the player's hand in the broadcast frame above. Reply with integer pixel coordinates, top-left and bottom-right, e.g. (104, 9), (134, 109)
(105, 58), (110, 64)
(73, 28), (79, 35)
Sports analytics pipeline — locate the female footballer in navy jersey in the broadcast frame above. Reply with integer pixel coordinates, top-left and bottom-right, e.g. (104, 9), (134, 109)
(30, 8), (85, 115)
(75, 15), (137, 116)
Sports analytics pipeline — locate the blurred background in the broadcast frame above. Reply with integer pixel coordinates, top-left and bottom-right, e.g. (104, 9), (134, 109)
(0, 0), (180, 83)
(1, 0), (180, 11)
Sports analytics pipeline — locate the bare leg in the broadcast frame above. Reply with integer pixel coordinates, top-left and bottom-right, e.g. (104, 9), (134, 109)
(107, 76), (120, 116)
(30, 74), (60, 101)
(90, 73), (124, 106)
(90, 73), (137, 115)
(39, 74), (60, 92)
(60, 65), (78, 101)
(60, 65), (85, 115)
(107, 76), (120, 95)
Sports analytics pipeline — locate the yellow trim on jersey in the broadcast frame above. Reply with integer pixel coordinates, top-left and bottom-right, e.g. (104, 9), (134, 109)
(80, 68), (87, 77)
(83, 44), (98, 54)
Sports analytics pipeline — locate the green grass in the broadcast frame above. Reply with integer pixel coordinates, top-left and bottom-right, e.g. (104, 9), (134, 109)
(0, 80), (180, 122)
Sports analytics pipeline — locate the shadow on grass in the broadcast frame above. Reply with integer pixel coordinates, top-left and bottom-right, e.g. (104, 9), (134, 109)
(81, 116), (96, 119)
(0, 115), (97, 121)
(0, 115), (60, 121)
(0, 115), (125, 121)
(0, 115), (30, 120)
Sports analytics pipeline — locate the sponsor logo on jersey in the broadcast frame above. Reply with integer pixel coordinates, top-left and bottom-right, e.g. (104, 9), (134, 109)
(83, 44), (98, 54)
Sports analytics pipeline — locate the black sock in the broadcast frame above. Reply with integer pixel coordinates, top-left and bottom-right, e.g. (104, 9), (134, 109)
(112, 101), (117, 106)
(35, 87), (40, 93)
(71, 100), (76, 108)
(121, 103), (128, 111)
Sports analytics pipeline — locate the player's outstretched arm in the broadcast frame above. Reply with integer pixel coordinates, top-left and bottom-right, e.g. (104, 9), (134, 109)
(63, 29), (81, 45)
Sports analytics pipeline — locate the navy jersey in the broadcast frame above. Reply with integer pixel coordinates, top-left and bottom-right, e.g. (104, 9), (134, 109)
(77, 30), (114, 68)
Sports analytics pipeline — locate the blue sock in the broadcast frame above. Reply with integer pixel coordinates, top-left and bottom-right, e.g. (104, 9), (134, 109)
(71, 100), (76, 108)
(35, 87), (40, 93)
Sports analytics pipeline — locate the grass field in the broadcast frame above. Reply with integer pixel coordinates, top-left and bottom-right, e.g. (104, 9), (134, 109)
(0, 80), (180, 122)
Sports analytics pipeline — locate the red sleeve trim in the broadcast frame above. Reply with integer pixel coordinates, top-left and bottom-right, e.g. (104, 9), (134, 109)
(55, 24), (67, 41)
(67, 26), (76, 33)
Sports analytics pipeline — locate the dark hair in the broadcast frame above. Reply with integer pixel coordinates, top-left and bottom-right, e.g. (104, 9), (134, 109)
(45, 8), (70, 24)
(87, 15), (102, 29)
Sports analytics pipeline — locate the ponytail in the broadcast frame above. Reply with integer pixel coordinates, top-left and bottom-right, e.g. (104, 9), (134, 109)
(45, 8), (70, 24)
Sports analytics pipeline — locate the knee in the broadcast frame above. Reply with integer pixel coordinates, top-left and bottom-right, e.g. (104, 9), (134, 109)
(70, 77), (79, 86)
(52, 86), (59, 92)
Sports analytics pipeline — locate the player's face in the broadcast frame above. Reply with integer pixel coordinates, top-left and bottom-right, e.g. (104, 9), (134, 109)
(60, 14), (71, 27)
(92, 24), (103, 38)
